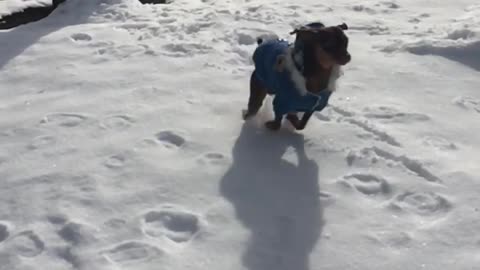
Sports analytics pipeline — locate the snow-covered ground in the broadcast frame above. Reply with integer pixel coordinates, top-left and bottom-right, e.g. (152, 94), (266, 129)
(0, 0), (52, 16)
(1, 0), (479, 269)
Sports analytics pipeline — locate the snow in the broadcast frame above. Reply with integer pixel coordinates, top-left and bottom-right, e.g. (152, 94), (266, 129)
(0, 0), (479, 269)
(0, 0), (52, 16)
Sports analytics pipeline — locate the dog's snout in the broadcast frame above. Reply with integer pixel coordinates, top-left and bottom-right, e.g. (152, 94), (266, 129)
(345, 53), (351, 63)
(337, 52), (351, 65)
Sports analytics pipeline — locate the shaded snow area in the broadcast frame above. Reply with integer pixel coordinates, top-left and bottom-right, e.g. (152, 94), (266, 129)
(0, 0), (479, 270)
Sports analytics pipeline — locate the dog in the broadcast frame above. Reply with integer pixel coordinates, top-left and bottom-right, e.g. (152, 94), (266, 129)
(243, 22), (351, 131)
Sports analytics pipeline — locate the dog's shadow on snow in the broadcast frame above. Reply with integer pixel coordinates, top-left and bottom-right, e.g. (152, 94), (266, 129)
(220, 123), (324, 270)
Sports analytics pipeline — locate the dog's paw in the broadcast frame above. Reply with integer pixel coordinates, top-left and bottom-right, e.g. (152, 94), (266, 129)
(286, 114), (307, 130)
(265, 120), (281, 131)
(242, 109), (256, 120)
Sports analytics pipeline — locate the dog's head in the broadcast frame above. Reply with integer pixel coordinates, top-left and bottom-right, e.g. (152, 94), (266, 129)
(292, 23), (351, 68)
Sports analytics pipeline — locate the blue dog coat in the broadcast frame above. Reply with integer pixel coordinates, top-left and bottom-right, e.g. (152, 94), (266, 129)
(253, 39), (337, 121)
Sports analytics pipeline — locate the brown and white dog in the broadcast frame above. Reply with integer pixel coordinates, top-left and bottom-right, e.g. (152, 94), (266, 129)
(244, 22), (352, 130)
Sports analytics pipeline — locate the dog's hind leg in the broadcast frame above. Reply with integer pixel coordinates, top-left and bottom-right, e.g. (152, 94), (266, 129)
(244, 71), (267, 120)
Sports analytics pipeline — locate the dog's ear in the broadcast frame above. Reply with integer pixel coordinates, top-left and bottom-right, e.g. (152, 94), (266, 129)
(337, 23), (348, 30)
(291, 27), (329, 44)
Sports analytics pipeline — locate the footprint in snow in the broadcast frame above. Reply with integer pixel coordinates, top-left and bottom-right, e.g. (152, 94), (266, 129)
(378, 1), (401, 9)
(8, 230), (45, 258)
(408, 13), (430, 24)
(100, 115), (135, 131)
(350, 5), (377, 14)
(339, 173), (392, 197)
(204, 152), (224, 160)
(71, 33), (93, 42)
(104, 154), (128, 169)
(453, 96), (480, 113)
(198, 152), (228, 165)
(40, 113), (89, 128)
(27, 135), (57, 150)
(57, 222), (97, 246)
(389, 191), (452, 217)
(155, 131), (186, 148)
(47, 214), (69, 225)
(96, 44), (147, 59)
(142, 206), (200, 243)
(103, 241), (164, 265)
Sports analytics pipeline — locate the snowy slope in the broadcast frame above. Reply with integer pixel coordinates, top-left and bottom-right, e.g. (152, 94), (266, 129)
(0, 0), (52, 16)
(0, 0), (479, 270)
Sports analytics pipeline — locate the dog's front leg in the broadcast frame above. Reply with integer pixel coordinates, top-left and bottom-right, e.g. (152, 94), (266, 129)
(286, 112), (314, 130)
(296, 111), (314, 130)
(265, 115), (283, 131)
(265, 120), (282, 130)
(286, 113), (300, 128)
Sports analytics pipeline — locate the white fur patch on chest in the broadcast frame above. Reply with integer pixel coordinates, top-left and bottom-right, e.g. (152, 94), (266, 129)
(281, 46), (341, 96)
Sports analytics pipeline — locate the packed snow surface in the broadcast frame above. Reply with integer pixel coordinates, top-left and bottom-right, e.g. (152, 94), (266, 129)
(0, 0), (479, 270)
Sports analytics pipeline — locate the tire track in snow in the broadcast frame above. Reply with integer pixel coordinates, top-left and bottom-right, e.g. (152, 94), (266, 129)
(366, 147), (442, 183)
(325, 105), (403, 147)
(345, 118), (402, 147)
